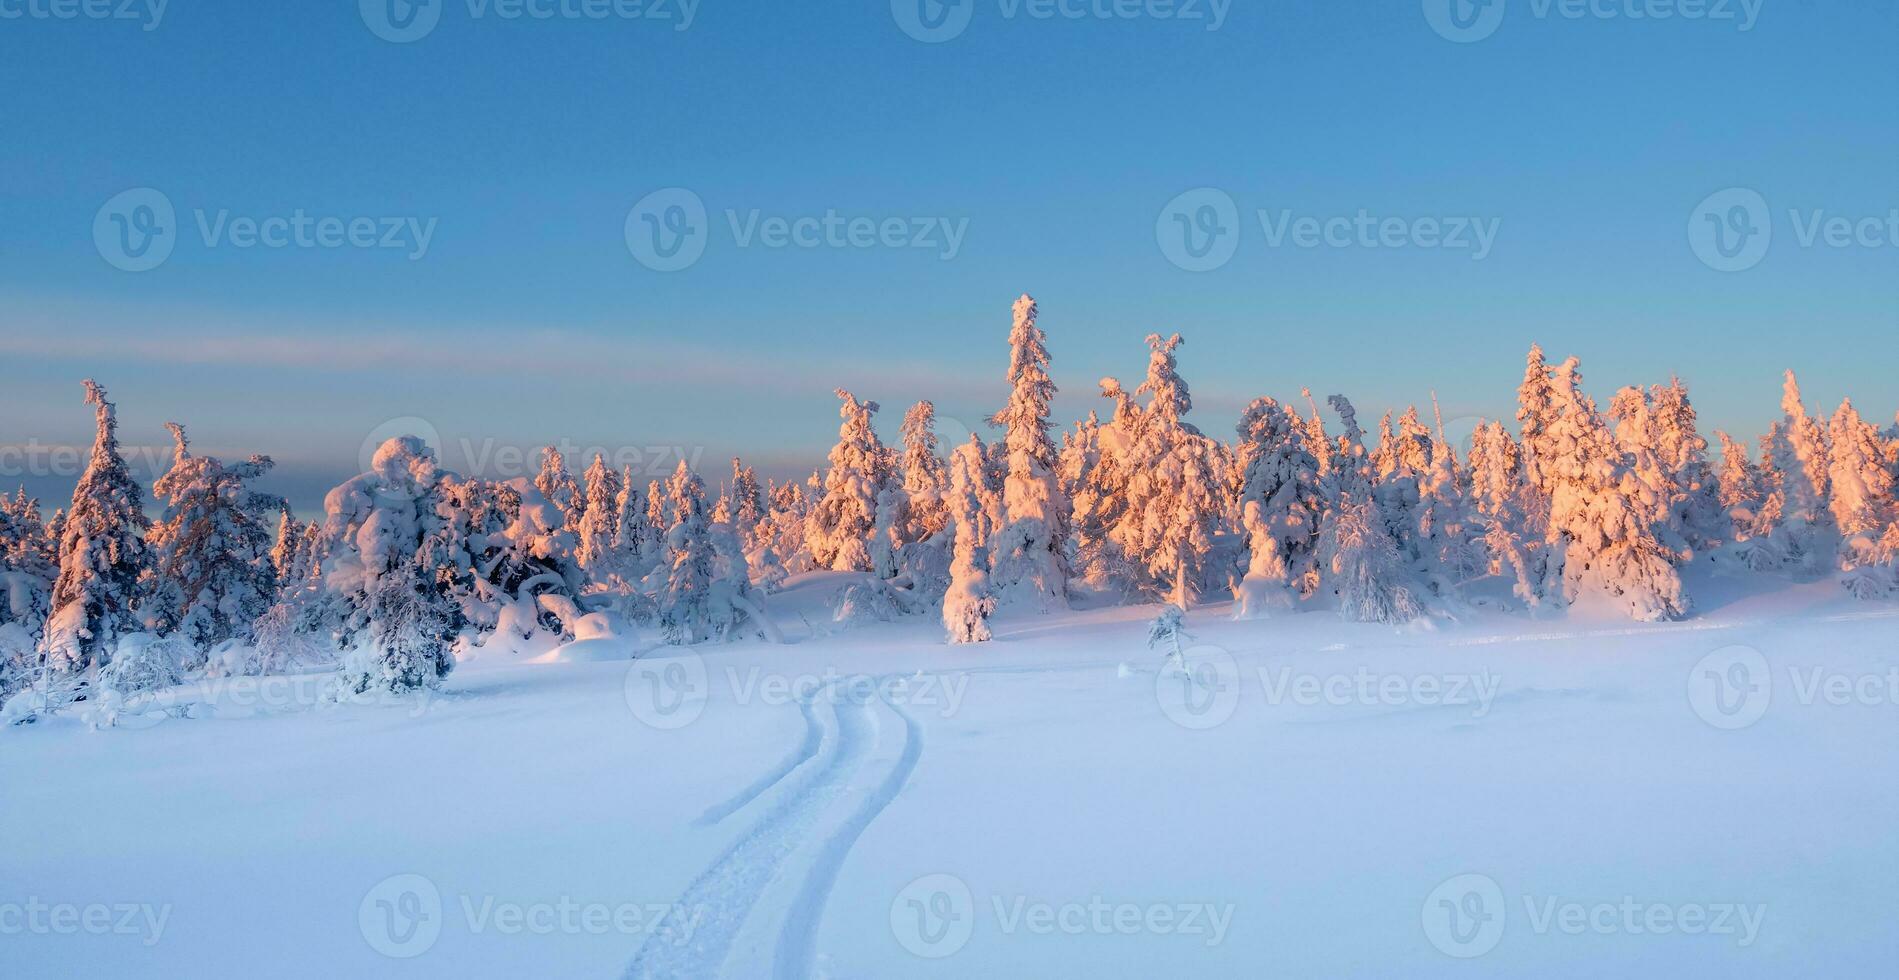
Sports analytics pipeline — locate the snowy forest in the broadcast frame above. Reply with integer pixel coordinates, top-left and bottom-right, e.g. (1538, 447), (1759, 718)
(4, 295), (1897, 723)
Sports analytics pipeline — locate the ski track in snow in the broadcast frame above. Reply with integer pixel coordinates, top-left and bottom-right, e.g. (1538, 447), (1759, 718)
(624, 677), (922, 980)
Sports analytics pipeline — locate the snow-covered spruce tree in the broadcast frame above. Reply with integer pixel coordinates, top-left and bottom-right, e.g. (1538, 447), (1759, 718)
(986, 294), (1070, 609)
(1232, 397), (1326, 617)
(728, 458), (766, 546)
(1756, 371), (1837, 578)
(1318, 492), (1424, 624)
(1541, 357), (1689, 621)
(1147, 604), (1190, 670)
(1827, 398), (1897, 576)
(534, 446), (582, 532)
(316, 435), (460, 659)
(1647, 377), (1725, 549)
(607, 467), (653, 584)
(1715, 431), (1765, 541)
(1608, 386), (1696, 566)
(1072, 381), (1142, 589)
(807, 389), (889, 572)
(1516, 343), (1560, 499)
(1414, 423), (1486, 594)
(942, 436), (997, 644)
(658, 462), (716, 644)
(868, 484), (909, 580)
(898, 401), (950, 544)
(1300, 388), (1332, 476)
(1110, 334), (1223, 609)
(1466, 421), (1541, 606)
(644, 478), (670, 560)
(0, 488), (57, 646)
(574, 453), (622, 575)
(43, 380), (153, 675)
(147, 422), (285, 659)
(342, 552), (455, 694)
(268, 507), (301, 583)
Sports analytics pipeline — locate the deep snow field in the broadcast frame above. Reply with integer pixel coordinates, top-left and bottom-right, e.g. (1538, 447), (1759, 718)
(4, 568), (1897, 979)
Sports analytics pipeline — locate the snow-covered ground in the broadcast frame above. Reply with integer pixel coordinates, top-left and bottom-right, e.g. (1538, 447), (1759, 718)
(5, 568), (1898, 978)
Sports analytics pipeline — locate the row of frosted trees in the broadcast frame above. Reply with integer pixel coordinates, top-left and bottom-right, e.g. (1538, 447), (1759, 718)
(4, 297), (1898, 706)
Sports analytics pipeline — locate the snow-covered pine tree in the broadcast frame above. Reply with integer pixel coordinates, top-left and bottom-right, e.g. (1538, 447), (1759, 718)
(608, 466), (652, 583)
(1608, 386), (1696, 566)
(0, 489), (56, 646)
(1071, 379), (1143, 589)
(643, 478), (670, 564)
(986, 294), (1070, 608)
(1516, 343), (1560, 497)
(728, 458), (766, 546)
(1110, 334), (1223, 609)
(806, 389), (889, 572)
(1232, 396), (1325, 617)
(317, 435), (456, 654)
(1467, 421), (1541, 606)
(942, 436), (997, 644)
(343, 551), (455, 693)
(898, 401), (950, 544)
(1318, 492), (1424, 624)
(1756, 371), (1837, 578)
(1648, 377), (1724, 549)
(1715, 430), (1765, 541)
(43, 381), (153, 674)
(268, 507), (301, 583)
(1827, 398), (1896, 573)
(658, 461), (717, 644)
(1147, 604), (1190, 670)
(534, 446), (582, 532)
(147, 422), (285, 658)
(868, 485), (908, 580)
(1301, 388), (1332, 476)
(574, 453), (621, 575)
(1542, 357), (1689, 620)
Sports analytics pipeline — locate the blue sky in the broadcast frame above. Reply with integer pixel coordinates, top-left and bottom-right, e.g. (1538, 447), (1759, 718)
(2, 0), (1895, 512)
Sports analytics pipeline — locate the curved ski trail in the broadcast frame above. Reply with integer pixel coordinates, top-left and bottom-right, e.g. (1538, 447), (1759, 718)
(624, 678), (923, 980)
